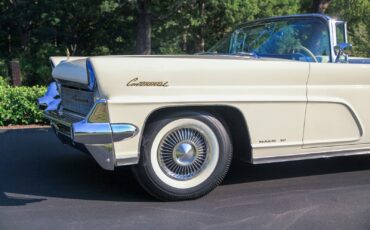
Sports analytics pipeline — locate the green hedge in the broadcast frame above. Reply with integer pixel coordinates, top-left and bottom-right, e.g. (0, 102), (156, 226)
(0, 77), (47, 126)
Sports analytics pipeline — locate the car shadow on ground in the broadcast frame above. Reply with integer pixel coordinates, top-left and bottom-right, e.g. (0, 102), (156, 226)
(0, 128), (153, 205)
(224, 154), (370, 185)
(1, 128), (370, 205)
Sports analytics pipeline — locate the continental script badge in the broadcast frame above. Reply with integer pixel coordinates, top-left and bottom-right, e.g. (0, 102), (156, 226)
(127, 77), (168, 87)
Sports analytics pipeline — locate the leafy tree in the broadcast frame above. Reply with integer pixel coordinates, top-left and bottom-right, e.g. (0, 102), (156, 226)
(0, 0), (136, 85)
(327, 0), (370, 57)
(152, 0), (302, 54)
(0, 0), (369, 85)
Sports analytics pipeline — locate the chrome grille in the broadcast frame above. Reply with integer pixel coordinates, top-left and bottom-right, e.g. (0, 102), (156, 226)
(61, 86), (94, 116)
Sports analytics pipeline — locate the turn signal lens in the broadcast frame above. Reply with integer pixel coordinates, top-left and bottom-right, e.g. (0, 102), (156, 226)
(88, 102), (109, 123)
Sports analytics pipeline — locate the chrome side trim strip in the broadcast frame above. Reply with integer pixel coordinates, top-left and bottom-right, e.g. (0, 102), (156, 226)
(72, 123), (138, 144)
(72, 120), (113, 144)
(253, 148), (370, 164)
(111, 124), (139, 142)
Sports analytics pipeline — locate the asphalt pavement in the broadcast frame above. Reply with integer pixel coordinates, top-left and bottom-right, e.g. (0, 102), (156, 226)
(1, 128), (370, 230)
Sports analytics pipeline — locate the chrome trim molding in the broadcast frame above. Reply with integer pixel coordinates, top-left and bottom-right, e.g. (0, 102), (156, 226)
(111, 124), (139, 142)
(72, 122), (138, 145)
(72, 121), (113, 144)
(253, 148), (370, 164)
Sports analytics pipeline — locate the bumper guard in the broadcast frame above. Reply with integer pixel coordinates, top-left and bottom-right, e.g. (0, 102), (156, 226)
(42, 99), (138, 170)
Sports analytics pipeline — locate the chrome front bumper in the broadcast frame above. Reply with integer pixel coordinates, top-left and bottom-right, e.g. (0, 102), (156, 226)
(42, 99), (138, 170)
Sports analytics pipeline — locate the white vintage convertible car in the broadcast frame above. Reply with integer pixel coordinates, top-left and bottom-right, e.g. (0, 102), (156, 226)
(38, 14), (370, 200)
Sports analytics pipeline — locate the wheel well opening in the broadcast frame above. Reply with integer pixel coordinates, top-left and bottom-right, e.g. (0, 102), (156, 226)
(142, 106), (252, 163)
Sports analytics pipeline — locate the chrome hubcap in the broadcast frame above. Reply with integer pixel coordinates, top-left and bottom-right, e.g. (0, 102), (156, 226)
(173, 142), (197, 166)
(158, 128), (209, 181)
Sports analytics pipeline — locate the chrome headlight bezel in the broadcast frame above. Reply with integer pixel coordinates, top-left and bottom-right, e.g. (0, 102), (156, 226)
(86, 59), (96, 91)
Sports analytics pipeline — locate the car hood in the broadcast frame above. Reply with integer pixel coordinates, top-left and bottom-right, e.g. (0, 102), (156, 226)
(50, 55), (291, 85)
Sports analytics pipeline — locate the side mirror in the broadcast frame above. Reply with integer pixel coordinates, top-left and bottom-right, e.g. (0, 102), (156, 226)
(334, 43), (352, 63)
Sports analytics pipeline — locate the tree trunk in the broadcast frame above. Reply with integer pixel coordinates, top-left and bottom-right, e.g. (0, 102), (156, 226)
(182, 32), (188, 53)
(136, 0), (152, 54)
(20, 30), (31, 52)
(195, 0), (205, 53)
(10, 59), (21, 86)
(7, 28), (11, 54)
(311, 0), (332, 13)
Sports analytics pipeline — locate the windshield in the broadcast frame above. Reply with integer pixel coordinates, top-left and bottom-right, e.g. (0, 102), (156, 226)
(207, 18), (331, 63)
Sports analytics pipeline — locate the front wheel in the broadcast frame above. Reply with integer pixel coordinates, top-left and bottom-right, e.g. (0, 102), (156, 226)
(132, 111), (232, 201)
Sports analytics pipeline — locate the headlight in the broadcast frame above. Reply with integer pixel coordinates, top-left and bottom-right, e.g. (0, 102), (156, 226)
(86, 59), (96, 91)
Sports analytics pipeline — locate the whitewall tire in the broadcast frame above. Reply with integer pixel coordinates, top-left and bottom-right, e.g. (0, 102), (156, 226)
(132, 111), (232, 201)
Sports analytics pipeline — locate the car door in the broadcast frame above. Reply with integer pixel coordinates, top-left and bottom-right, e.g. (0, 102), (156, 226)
(303, 62), (370, 148)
